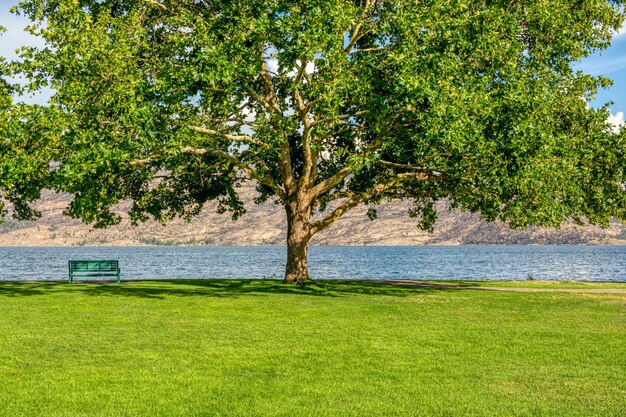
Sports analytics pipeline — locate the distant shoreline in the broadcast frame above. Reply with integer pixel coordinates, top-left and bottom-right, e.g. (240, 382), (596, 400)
(1, 242), (626, 247)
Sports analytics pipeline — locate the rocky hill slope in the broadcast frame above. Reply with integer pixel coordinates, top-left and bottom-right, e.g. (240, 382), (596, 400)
(1, 187), (625, 246)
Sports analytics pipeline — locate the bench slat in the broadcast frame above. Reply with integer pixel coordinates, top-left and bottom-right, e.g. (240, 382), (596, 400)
(68, 260), (120, 283)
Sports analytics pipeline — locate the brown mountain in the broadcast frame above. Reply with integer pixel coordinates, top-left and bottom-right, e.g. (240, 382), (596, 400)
(1, 186), (625, 246)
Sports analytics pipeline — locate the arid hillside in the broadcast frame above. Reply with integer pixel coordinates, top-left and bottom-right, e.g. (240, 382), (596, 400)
(1, 187), (625, 246)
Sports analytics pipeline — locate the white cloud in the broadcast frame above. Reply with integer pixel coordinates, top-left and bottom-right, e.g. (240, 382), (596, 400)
(607, 111), (624, 132)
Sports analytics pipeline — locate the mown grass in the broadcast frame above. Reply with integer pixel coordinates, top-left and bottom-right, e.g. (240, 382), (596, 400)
(0, 279), (624, 417)
(420, 280), (626, 289)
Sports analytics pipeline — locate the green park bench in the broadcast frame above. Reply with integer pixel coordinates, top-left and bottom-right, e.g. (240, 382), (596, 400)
(68, 260), (121, 284)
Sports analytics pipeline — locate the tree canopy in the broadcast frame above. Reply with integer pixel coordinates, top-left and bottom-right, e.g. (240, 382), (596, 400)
(2, 0), (626, 282)
(0, 24), (51, 223)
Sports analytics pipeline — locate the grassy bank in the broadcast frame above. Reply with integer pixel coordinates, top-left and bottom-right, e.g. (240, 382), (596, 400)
(0, 280), (624, 416)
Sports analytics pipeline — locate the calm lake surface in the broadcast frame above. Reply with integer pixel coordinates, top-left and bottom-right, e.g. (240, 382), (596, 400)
(0, 245), (624, 282)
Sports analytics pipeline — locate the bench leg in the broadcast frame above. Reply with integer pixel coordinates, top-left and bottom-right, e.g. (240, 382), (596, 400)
(68, 273), (73, 284)
(117, 272), (120, 284)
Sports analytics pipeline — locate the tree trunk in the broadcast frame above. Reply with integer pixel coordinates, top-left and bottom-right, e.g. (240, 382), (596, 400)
(284, 202), (312, 283)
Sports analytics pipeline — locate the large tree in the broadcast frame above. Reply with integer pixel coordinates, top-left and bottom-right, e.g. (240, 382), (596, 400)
(2, 0), (626, 282)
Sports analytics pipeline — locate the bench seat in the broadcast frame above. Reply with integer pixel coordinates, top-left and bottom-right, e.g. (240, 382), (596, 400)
(68, 260), (121, 283)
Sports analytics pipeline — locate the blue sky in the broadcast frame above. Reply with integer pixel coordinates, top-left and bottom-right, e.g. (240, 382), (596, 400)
(0, 3), (40, 61)
(1, 2), (625, 123)
(576, 29), (626, 124)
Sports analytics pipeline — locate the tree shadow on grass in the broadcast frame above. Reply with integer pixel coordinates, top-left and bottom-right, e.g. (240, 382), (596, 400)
(0, 279), (444, 300)
(0, 281), (57, 297)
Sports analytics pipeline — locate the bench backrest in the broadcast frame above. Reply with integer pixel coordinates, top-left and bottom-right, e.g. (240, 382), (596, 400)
(69, 260), (119, 272)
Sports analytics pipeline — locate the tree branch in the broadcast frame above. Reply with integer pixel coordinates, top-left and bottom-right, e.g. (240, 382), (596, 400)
(348, 47), (385, 54)
(260, 60), (281, 112)
(309, 138), (383, 199)
(246, 87), (276, 115)
(311, 171), (441, 233)
(312, 111), (369, 128)
(207, 149), (287, 201)
(258, 57), (295, 194)
(377, 160), (435, 171)
(315, 191), (355, 206)
(311, 178), (393, 234)
(294, 88), (316, 189)
(176, 146), (286, 200)
(145, 0), (166, 10)
(344, 0), (376, 53)
(189, 126), (269, 148)
(294, 59), (309, 86)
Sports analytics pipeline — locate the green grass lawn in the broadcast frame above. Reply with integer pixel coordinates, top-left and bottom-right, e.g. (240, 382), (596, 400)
(0, 280), (624, 417)
(416, 280), (626, 289)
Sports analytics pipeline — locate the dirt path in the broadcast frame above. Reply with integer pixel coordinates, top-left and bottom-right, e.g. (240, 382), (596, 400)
(375, 280), (626, 294)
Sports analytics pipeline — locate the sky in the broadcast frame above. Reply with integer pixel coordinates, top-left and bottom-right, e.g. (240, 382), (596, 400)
(1, 2), (625, 124)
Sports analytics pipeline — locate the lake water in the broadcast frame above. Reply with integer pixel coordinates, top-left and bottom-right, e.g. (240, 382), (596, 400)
(0, 245), (624, 282)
